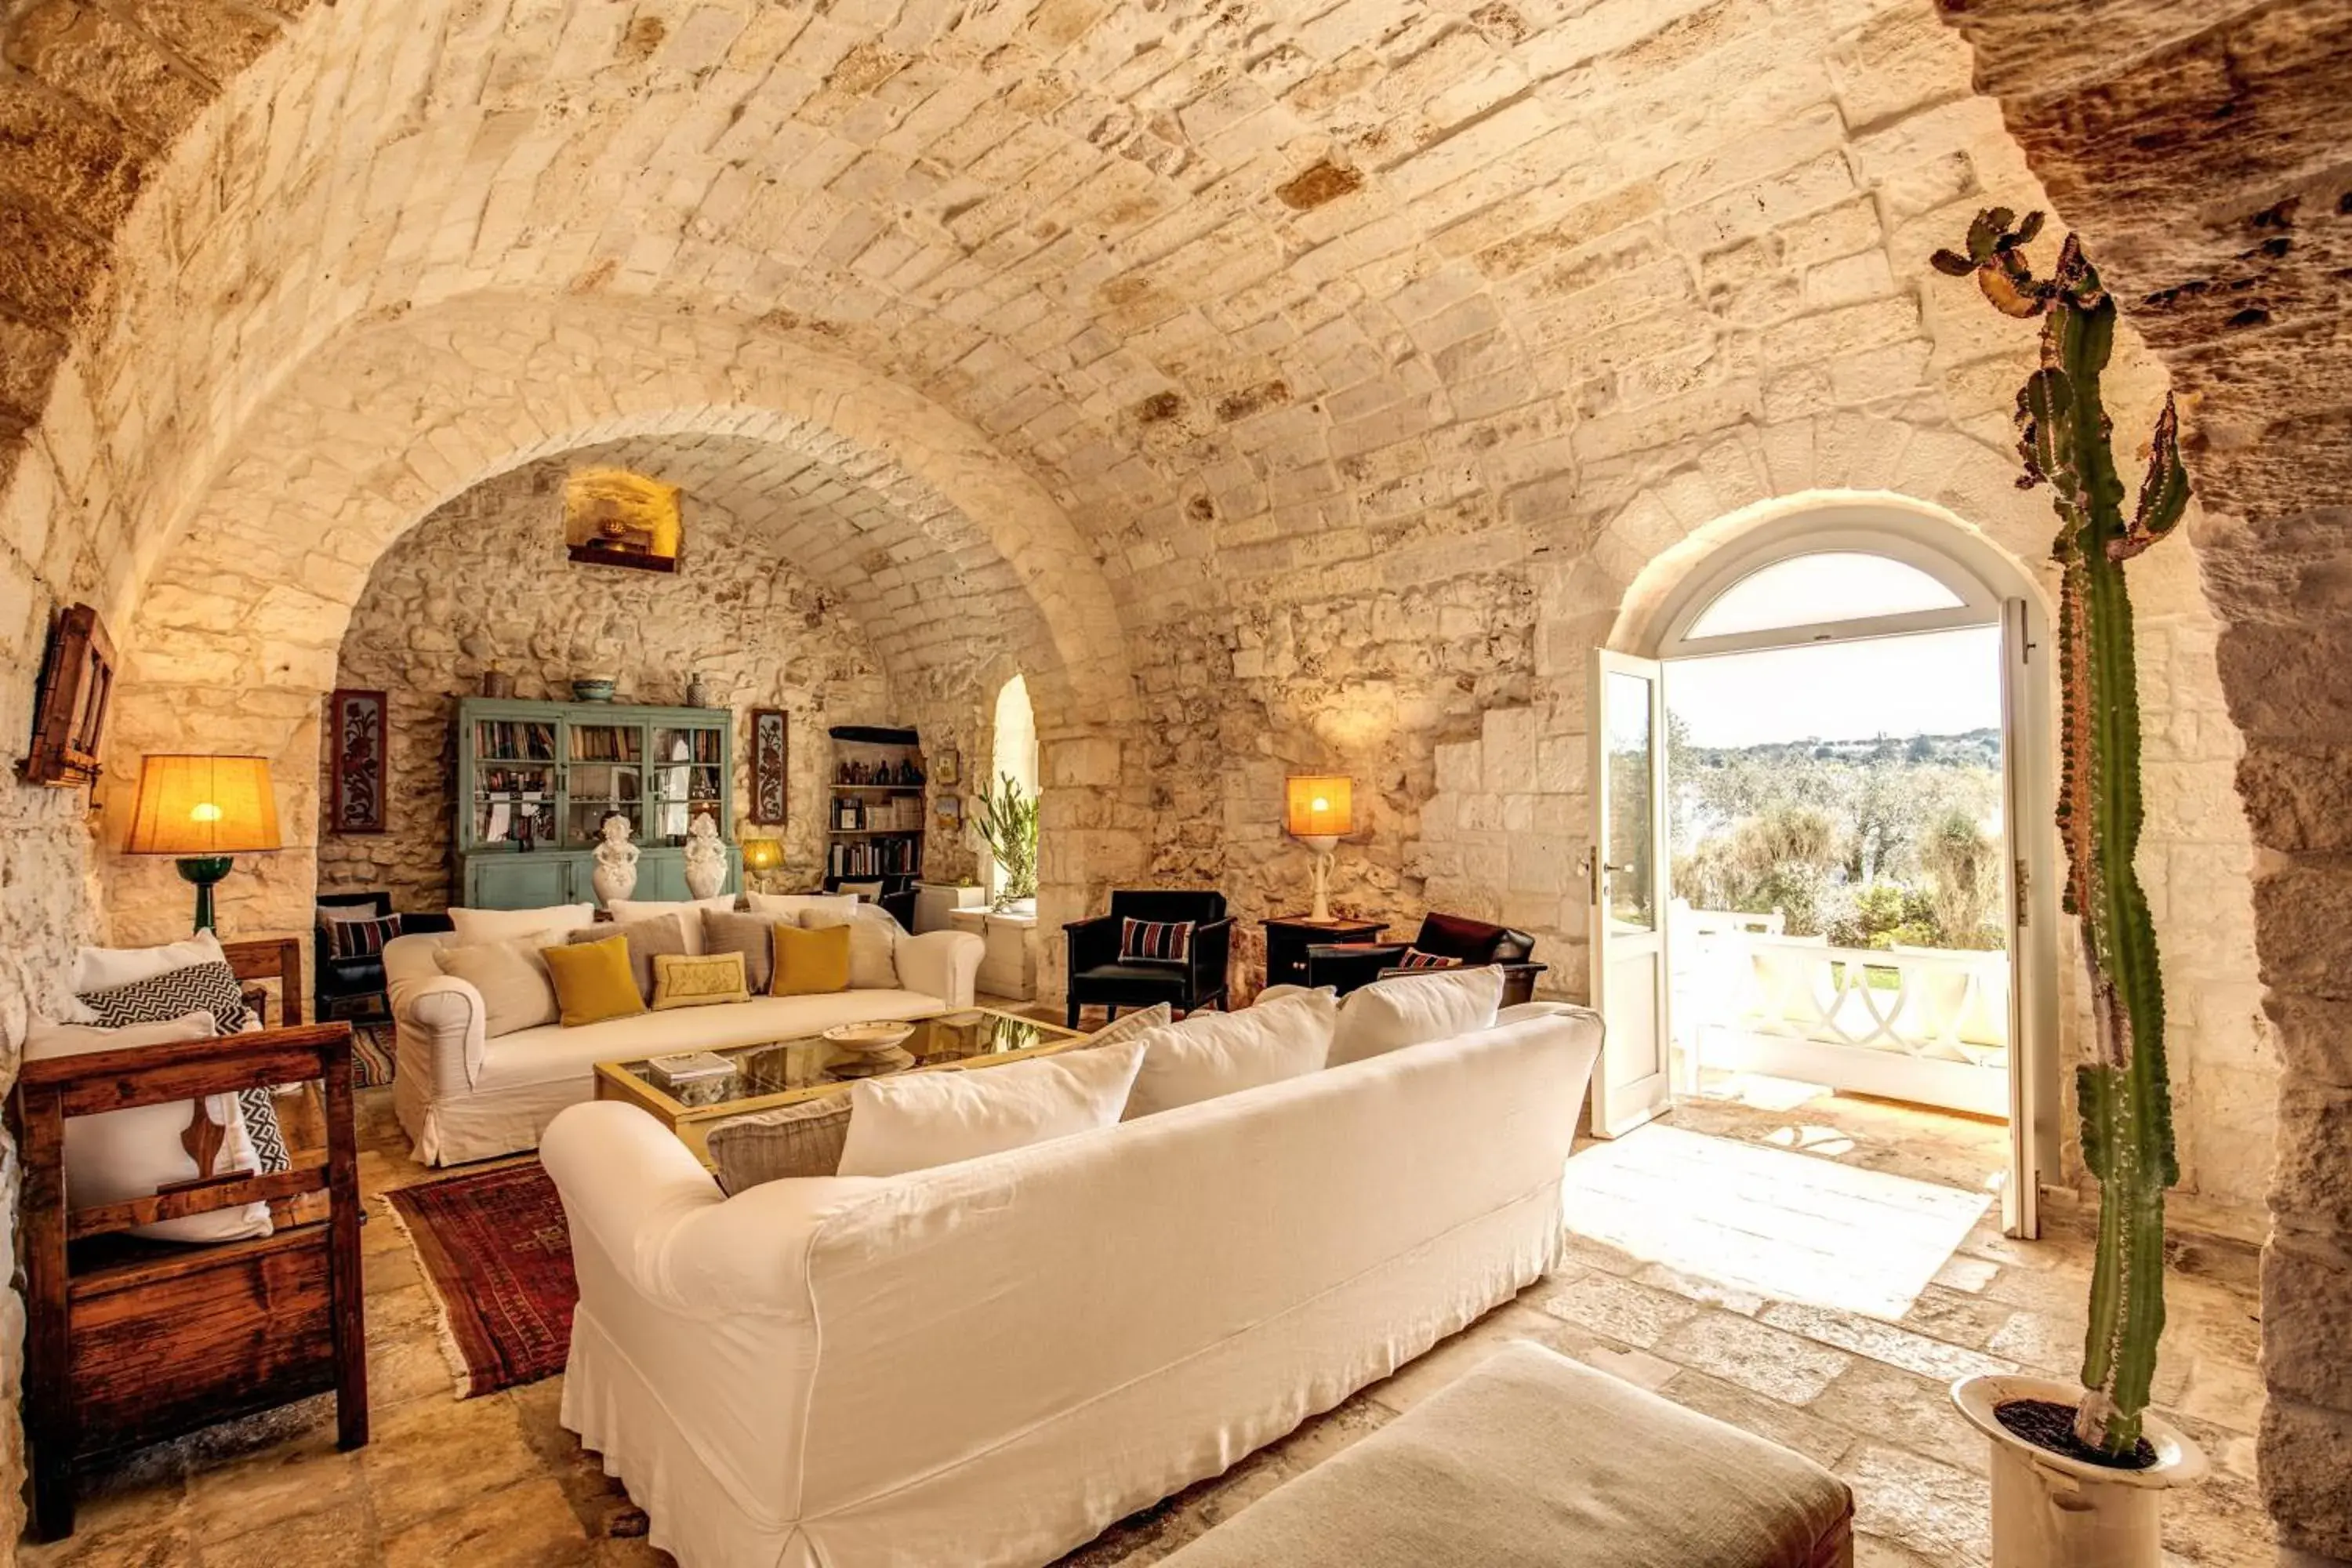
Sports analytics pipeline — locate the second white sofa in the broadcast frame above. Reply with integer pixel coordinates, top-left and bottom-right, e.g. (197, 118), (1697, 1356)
(385, 914), (982, 1165)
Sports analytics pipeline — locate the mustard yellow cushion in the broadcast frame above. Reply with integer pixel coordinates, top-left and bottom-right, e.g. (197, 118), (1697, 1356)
(541, 935), (648, 1027)
(652, 951), (750, 1011)
(771, 922), (851, 996)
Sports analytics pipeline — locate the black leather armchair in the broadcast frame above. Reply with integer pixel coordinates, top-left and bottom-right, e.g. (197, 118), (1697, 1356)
(1304, 911), (1547, 1007)
(314, 892), (452, 1022)
(1064, 890), (1233, 1028)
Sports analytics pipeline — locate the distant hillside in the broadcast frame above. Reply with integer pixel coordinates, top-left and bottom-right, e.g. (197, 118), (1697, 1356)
(1679, 727), (2000, 773)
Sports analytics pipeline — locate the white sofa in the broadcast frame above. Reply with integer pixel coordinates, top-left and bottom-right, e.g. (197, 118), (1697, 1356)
(384, 927), (984, 1165)
(541, 1000), (1603, 1568)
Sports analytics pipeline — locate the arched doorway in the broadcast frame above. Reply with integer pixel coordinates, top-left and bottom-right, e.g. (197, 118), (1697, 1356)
(986, 673), (1040, 911)
(1592, 501), (2058, 1238)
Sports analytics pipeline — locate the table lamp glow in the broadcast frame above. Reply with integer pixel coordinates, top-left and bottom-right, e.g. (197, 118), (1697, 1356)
(122, 755), (283, 933)
(1283, 775), (1354, 922)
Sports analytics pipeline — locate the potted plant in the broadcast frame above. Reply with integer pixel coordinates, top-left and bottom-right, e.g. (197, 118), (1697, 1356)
(1930, 209), (2206, 1566)
(973, 772), (1039, 913)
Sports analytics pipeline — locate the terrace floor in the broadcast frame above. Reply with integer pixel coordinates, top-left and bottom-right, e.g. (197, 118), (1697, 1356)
(25, 1077), (2267, 1568)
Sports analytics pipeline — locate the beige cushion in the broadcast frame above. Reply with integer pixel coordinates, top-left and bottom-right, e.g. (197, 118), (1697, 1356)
(1158, 1341), (1853, 1568)
(1327, 966), (1504, 1067)
(435, 931), (561, 1036)
(1082, 1002), (1171, 1051)
(705, 1096), (853, 1194)
(746, 892), (860, 920)
(651, 952), (752, 1011)
(836, 1040), (1148, 1178)
(568, 915), (690, 1003)
(449, 904), (595, 946)
(797, 905), (898, 989)
(1123, 992), (1336, 1120)
(608, 897), (737, 955)
(702, 909), (789, 993)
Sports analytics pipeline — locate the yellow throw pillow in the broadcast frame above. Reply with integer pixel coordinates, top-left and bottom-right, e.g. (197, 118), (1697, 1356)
(541, 935), (648, 1027)
(652, 951), (750, 1011)
(771, 922), (851, 996)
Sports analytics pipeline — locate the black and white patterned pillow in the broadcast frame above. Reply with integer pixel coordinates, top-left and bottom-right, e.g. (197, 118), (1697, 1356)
(1120, 916), (1195, 965)
(79, 962), (289, 1174)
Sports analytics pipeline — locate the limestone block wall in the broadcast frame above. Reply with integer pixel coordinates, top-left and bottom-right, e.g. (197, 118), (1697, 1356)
(321, 447), (895, 909)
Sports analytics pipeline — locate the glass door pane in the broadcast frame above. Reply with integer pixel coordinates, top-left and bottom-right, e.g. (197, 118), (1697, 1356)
(652, 725), (724, 843)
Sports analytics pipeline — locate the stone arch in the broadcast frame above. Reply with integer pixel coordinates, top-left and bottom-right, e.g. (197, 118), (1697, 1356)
(102, 293), (1136, 946)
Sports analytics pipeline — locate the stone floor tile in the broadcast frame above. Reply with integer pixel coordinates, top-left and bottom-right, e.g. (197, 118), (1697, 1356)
(202, 1498), (376, 1568)
(1653, 1370), (1857, 1469)
(184, 1432), (364, 1536)
(1257, 1394), (1392, 1473)
(1632, 1259), (1769, 1315)
(379, 1478), (592, 1568)
(1838, 1444), (1992, 1567)
(2176, 1356), (2267, 1435)
(1809, 1359), (1990, 1475)
(1895, 1284), (2015, 1349)
(1759, 1300), (2018, 1383)
(1559, 1232), (1646, 1276)
(1530, 1270), (1702, 1348)
(1930, 1254), (2001, 1293)
(1853, 1531), (1942, 1567)
(1655, 1311), (1855, 1404)
(1985, 1307), (2083, 1374)
(359, 1391), (544, 1534)
(19, 1512), (198, 1568)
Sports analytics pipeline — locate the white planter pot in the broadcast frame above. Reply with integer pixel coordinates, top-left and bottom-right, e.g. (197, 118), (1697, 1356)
(1952, 1374), (2206, 1568)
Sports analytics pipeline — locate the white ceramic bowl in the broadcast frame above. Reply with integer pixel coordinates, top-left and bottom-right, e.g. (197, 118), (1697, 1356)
(822, 1021), (917, 1052)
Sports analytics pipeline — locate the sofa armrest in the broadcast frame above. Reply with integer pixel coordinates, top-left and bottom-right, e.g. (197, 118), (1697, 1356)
(542, 1102), (887, 1316)
(387, 971), (487, 1090)
(1063, 914), (1121, 974)
(1188, 916), (1234, 994)
(895, 929), (982, 1006)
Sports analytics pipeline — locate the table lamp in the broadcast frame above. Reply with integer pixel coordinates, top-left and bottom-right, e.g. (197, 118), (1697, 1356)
(122, 755), (283, 932)
(1284, 775), (1354, 922)
(740, 836), (784, 893)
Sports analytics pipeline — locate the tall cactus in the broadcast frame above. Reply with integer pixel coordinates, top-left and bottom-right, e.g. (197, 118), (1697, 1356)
(1932, 209), (2190, 1461)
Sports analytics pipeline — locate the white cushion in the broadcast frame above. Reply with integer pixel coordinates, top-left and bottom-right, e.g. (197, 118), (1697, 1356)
(435, 931), (561, 1037)
(608, 897), (737, 956)
(1085, 1002), (1172, 1052)
(1123, 992), (1337, 1120)
(24, 1012), (273, 1243)
(1327, 966), (1504, 1067)
(837, 1041), (1148, 1178)
(448, 904), (596, 946)
(70, 930), (228, 1015)
(1254, 983), (1337, 1007)
(746, 893), (861, 920)
(797, 905), (898, 989)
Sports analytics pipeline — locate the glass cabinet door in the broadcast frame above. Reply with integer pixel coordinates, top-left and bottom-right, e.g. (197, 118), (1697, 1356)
(474, 760), (557, 849)
(566, 720), (645, 846)
(650, 724), (724, 843)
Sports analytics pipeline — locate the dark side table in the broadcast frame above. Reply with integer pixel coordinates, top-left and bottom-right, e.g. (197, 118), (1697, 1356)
(1262, 916), (1385, 989)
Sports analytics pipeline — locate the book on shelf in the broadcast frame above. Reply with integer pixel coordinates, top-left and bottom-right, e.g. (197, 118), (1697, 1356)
(476, 719), (557, 760)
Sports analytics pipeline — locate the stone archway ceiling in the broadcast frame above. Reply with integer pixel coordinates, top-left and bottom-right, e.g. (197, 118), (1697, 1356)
(524, 430), (1038, 695)
(0, 0), (319, 446)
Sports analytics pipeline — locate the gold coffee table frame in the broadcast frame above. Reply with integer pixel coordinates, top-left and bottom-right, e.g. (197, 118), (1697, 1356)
(593, 1006), (1088, 1165)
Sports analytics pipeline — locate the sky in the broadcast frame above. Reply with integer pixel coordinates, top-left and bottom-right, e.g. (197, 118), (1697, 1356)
(1666, 627), (2004, 749)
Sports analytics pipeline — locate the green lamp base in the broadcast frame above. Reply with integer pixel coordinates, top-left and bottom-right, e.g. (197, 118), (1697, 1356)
(175, 856), (234, 934)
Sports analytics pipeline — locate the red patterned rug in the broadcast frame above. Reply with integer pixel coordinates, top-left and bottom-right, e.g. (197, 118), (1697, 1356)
(382, 1161), (576, 1399)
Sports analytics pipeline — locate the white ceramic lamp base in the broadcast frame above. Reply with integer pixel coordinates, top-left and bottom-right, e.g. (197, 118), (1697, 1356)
(1299, 836), (1338, 921)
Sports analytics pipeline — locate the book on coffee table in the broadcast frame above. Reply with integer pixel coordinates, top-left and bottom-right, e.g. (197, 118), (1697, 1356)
(646, 1051), (737, 1088)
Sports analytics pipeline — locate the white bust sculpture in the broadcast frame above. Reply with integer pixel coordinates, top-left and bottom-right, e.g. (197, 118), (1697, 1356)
(590, 813), (640, 906)
(683, 812), (728, 900)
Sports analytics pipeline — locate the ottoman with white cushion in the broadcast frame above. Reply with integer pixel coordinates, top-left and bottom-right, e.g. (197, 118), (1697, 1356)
(1161, 1341), (1854, 1568)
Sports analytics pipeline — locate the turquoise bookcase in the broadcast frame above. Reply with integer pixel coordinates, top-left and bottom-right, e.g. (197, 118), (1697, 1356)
(454, 698), (739, 910)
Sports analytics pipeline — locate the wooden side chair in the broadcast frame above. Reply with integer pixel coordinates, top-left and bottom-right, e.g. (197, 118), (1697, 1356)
(12, 938), (368, 1540)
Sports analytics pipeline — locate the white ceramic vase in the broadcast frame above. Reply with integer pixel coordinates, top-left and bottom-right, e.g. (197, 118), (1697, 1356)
(1952, 1374), (2206, 1568)
(591, 860), (637, 907)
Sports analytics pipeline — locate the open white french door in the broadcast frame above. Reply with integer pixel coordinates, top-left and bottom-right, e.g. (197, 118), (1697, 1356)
(1999, 597), (2042, 1239)
(1588, 649), (1671, 1138)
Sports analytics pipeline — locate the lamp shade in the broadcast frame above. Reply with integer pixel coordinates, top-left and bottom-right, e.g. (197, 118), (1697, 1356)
(740, 837), (784, 873)
(1284, 775), (1354, 837)
(122, 755), (283, 855)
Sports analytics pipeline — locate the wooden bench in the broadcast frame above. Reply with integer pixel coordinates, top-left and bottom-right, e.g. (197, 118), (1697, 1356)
(1160, 1341), (1855, 1568)
(12, 942), (368, 1539)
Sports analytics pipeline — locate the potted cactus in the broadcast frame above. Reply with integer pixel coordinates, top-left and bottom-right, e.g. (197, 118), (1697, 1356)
(1931, 209), (2207, 1567)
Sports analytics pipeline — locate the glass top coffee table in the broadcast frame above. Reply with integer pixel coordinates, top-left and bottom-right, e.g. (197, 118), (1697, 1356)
(593, 1007), (1088, 1164)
